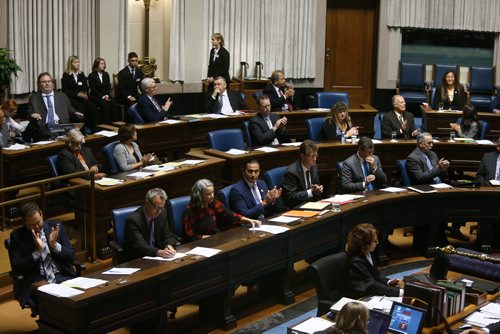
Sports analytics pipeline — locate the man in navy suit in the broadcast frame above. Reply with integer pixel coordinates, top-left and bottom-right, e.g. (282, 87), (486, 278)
(230, 159), (282, 220)
(262, 70), (295, 111)
(137, 78), (173, 123)
(249, 94), (290, 147)
(9, 202), (76, 313)
(117, 52), (144, 107)
(206, 76), (247, 114)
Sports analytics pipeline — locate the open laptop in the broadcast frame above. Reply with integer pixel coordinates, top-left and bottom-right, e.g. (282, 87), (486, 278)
(404, 249), (450, 285)
(388, 302), (427, 334)
(367, 309), (391, 334)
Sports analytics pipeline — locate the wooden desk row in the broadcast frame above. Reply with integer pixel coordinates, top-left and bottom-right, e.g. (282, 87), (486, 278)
(34, 187), (500, 334)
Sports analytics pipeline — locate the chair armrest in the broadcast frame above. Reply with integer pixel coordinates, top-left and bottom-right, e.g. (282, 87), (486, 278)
(72, 261), (86, 276)
(110, 240), (123, 253)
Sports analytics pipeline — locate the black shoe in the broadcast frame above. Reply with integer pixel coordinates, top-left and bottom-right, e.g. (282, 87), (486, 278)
(450, 228), (470, 241)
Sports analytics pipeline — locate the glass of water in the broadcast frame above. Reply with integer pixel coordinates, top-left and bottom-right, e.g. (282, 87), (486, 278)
(332, 202), (341, 212)
(438, 102), (444, 112)
(390, 131), (397, 142)
(449, 131), (456, 142)
(351, 135), (358, 144)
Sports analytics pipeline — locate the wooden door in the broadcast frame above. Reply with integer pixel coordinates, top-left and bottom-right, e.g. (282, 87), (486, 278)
(324, 0), (379, 107)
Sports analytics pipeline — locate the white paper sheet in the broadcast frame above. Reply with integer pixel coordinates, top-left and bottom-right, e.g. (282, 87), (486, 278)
(480, 303), (500, 316)
(254, 146), (279, 152)
(125, 171), (154, 180)
(186, 247), (221, 257)
(430, 183), (452, 189)
(31, 140), (55, 145)
(465, 311), (500, 327)
(95, 177), (124, 186)
(38, 283), (84, 297)
(142, 164), (176, 172)
(380, 187), (408, 193)
(268, 216), (300, 224)
(94, 130), (117, 137)
(159, 119), (182, 124)
(291, 317), (333, 333)
(61, 277), (108, 289)
(249, 225), (289, 234)
(143, 253), (187, 261)
(281, 142), (302, 147)
(322, 194), (365, 203)
(102, 268), (141, 275)
(225, 148), (249, 155)
(203, 113), (227, 119)
(489, 180), (500, 186)
(371, 139), (383, 144)
(475, 139), (494, 145)
(181, 159), (205, 165)
(2, 143), (29, 150)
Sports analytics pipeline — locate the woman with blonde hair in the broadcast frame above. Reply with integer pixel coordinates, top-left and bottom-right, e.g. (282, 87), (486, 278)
(207, 33), (230, 88)
(320, 101), (358, 140)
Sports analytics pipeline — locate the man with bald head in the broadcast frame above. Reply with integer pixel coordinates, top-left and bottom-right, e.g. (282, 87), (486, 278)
(382, 95), (419, 139)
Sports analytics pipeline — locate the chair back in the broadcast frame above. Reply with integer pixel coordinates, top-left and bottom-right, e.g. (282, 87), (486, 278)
(216, 184), (234, 209)
(167, 195), (190, 237)
(397, 62), (427, 104)
(305, 117), (325, 141)
(111, 206), (140, 264)
(397, 159), (411, 187)
(314, 92), (350, 109)
(46, 155), (60, 177)
(102, 140), (120, 175)
(4, 238), (21, 304)
(433, 64), (459, 87)
(128, 103), (144, 124)
(253, 92), (263, 103)
(373, 112), (385, 139)
(308, 252), (348, 316)
(469, 66), (495, 93)
(263, 166), (287, 188)
(430, 87), (437, 109)
(242, 121), (252, 149)
(207, 129), (245, 151)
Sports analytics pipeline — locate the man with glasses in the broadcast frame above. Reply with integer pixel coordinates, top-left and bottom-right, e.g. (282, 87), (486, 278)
(123, 188), (180, 262)
(137, 77), (173, 122)
(282, 140), (323, 208)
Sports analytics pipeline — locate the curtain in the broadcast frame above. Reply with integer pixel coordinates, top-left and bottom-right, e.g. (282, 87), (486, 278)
(387, 0), (500, 32)
(169, 0), (185, 81)
(8, 0), (97, 94)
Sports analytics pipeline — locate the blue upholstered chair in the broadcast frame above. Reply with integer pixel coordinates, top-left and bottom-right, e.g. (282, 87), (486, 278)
(305, 117), (325, 141)
(467, 66), (496, 111)
(167, 195), (190, 237)
(102, 140), (120, 175)
(242, 121), (252, 149)
(253, 92), (264, 103)
(456, 117), (490, 140)
(216, 184), (234, 209)
(207, 129), (245, 151)
(46, 155), (60, 177)
(430, 87), (437, 109)
(314, 92), (350, 109)
(433, 64), (459, 87)
(110, 206), (140, 264)
(373, 112), (385, 139)
(396, 159), (411, 187)
(128, 103), (144, 124)
(263, 166), (287, 189)
(396, 61), (428, 104)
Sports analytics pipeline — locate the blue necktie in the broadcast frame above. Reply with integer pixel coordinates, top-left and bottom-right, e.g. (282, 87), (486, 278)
(363, 162), (374, 191)
(45, 95), (55, 130)
(422, 152), (441, 184)
(214, 95), (223, 114)
(40, 231), (56, 283)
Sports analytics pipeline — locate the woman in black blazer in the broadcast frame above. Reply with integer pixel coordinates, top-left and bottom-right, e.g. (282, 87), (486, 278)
(432, 71), (466, 110)
(207, 33), (231, 88)
(88, 57), (119, 123)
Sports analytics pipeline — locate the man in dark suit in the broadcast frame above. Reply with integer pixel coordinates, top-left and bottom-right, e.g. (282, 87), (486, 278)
(249, 94), (290, 147)
(282, 140), (323, 208)
(476, 138), (500, 185)
(382, 95), (419, 139)
(137, 78), (173, 122)
(206, 76), (247, 114)
(230, 159), (282, 220)
(117, 52), (144, 107)
(406, 132), (449, 185)
(26, 72), (83, 142)
(9, 202), (76, 312)
(123, 188), (180, 262)
(341, 137), (387, 193)
(262, 70), (295, 111)
(491, 92), (500, 114)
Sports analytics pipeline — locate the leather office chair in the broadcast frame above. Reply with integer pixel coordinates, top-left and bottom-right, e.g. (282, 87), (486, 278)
(305, 117), (325, 142)
(101, 140), (120, 175)
(456, 117), (490, 140)
(308, 252), (347, 316)
(396, 159), (411, 187)
(396, 61), (428, 104)
(467, 66), (496, 111)
(216, 184), (234, 209)
(110, 206), (140, 265)
(46, 155), (60, 177)
(314, 92), (350, 109)
(373, 112), (385, 139)
(128, 103), (145, 124)
(263, 166), (287, 189)
(166, 195), (190, 238)
(207, 129), (245, 151)
(432, 64), (459, 87)
(242, 121), (253, 149)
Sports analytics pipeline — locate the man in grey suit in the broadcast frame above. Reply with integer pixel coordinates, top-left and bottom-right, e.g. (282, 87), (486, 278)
(282, 140), (323, 208)
(26, 72), (83, 141)
(249, 94), (290, 147)
(406, 132), (449, 185)
(341, 137), (387, 193)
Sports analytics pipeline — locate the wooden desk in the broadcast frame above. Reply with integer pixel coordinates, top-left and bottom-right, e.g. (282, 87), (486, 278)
(34, 187), (500, 334)
(423, 109), (500, 140)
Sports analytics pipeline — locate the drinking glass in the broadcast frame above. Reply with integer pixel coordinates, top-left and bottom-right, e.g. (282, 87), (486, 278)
(449, 131), (456, 142)
(391, 131), (397, 142)
(438, 102), (444, 112)
(332, 202), (341, 212)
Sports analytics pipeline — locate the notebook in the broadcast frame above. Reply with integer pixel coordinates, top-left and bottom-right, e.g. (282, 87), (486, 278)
(367, 309), (391, 334)
(388, 302), (427, 334)
(404, 249), (450, 285)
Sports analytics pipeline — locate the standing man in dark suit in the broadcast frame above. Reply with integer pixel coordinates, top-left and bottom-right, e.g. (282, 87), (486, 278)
(206, 76), (247, 114)
(476, 138), (500, 185)
(123, 188), (180, 262)
(282, 140), (323, 208)
(230, 159), (282, 220)
(137, 78), (173, 122)
(341, 137), (387, 193)
(382, 95), (419, 139)
(117, 52), (144, 107)
(249, 94), (290, 147)
(9, 202), (76, 312)
(262, 70), (295, 111)
(27, 72), (83, 142)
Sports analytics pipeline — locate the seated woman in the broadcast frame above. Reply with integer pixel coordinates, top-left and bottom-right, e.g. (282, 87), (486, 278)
(182, 179), (260, 242)
(319, 101), (358, 140)
(315, 302), (369, 334)
(2, 99), (25, 141)
(343, 223), (401, 299)
(430, 71), (466, 110)
(112, 123), (156, 172)
(57, 129), (106, 180)
(450, 104), (481, 139)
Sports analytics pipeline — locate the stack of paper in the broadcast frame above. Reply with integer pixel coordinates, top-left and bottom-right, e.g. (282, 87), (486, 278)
(254, 146), (279, 152)
(322, 194), (365, 204)
(102, 268), (141, 275)
(61, 277), (108, 289)
(268, 216), (301, 224)
(281, 142), (302, 147)
(225, 148), (249, 155)
(186, 247), (221, 257)
(142, 164), (176, 172)
(180, 159), (205, 166)
(94, 130), (117, 137)
(380, 187), (407, 193)
(143, 253), (187, 261)
(159, 119), (182, 124)
(38, 283), (84, 297)
(249, 225), (289, 234)
(2, 143), (29, 150)
(290, 317), (333, 333)
(125, 171), (155, 180)
(96, 177), (124, 186)
(300, 202), (331, 210)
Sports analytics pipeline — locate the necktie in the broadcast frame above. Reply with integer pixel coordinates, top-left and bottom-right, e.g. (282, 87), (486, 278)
(40, 231), (56, 283)
(495, 155), (500, 180)
(0, 132), (4, 148)
(149, 220), (155, 246)
(422, 152), (441, 184)
(150, 96), (162, 111)
(131, 69), (135, 80)
(305, 170), (311, 189)
(363, 161), (374, 191)
(214, 95), (223, 114)
(398, 114), (404, 124)
(45, 95), (56, 130)
(74, 150), (89, 170)
(251, 184), (261, 205)
(265, 117), (279, 145)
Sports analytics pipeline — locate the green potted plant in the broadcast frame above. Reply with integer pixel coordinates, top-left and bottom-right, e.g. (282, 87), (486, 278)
(0, 48), (22, 85)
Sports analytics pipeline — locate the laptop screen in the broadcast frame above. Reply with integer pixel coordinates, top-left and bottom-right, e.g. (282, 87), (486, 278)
(388, 302), (426, 334)
(367, 309), (391, 334)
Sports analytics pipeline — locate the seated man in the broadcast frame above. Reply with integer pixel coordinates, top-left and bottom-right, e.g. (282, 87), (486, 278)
(341, 137), (387, 193)
(117, 51), (144, 107)
(206, 76), (247, 114)
(26, 72), (83, 142)
(491, 92), (500, 114)
(123, 188), (180, 262)
(282, 140), (323, 208)
(230, 159), (282, 220)
(262, 70), (295, 111)
(382, 95), (419, 139)
(476, 137), (500, 186)
(9, 202), (76, 313)
(249, 94), (290, 147)
(137, 78), (173, 123)
(0, 109), (11, 148)
(57, 129), (106, 180)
